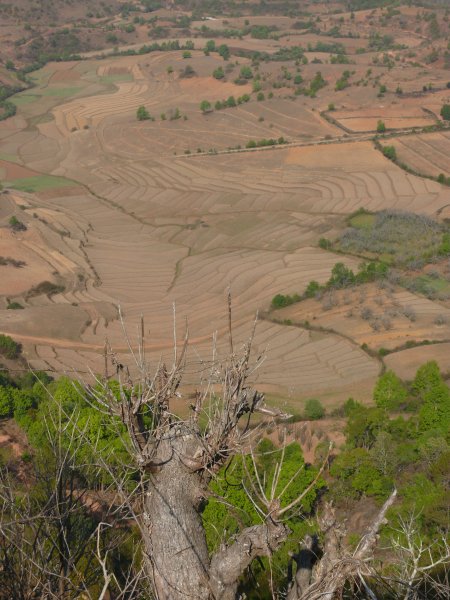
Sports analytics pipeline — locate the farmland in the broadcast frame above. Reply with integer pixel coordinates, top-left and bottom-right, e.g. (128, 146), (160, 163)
(0, 1), (450, 409)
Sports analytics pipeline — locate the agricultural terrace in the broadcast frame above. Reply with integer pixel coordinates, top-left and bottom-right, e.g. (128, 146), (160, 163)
(0, 2), (450, 410)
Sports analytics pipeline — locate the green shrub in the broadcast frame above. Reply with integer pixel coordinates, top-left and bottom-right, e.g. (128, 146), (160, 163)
(304, 398), (325, 420)
(0, 334), (21, 359)
(9, 216), (27, 232)
(136, 105), (151, 121)
(381, 145), (396, 160)
(440, 104), (450, 121)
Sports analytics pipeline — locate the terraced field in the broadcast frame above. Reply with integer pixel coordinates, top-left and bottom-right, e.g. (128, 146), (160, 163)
(1, 50), (450, 406)
(390, 130), (450, 178)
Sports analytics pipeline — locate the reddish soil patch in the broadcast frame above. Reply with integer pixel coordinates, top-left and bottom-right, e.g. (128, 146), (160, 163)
(0, 160), (39, 180)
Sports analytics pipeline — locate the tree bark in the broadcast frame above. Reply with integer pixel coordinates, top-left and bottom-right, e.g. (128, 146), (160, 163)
(144, 434), (211, 600)
(210, 520), (288, 599)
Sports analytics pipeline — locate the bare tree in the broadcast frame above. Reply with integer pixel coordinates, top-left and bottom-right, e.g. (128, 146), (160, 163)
(83, 304), (400, 600)
(387, 512), (450, 600)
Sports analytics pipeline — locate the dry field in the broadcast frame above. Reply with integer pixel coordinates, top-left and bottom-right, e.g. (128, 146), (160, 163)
(390, 130), (450, 179)
(1, 29), (450, 409)
(276, 281), (450, 352)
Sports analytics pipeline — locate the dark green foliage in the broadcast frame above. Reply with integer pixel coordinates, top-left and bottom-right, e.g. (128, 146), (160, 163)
(136, 105), (151, 121)
(239, 65), (253, 79)
(330, 357), (450, 549)
(376, 119), (386, 133)
(212, 66), (224, 79)
(441, 103), (450, 121)
(439, 232), (450, 254)
(200, 100), (212, 113)
(0, 100), (16, 122)
(0, 334), (21, 360)
(271, 293), (301, 308)
(271, 260), (387, 310)
(318, 237), (331, 249)
(245, 137), (286, 149)
(335, 70), (351, 91)
(309, 71), (326, 95)
(6, 302), (24, 310)
(381, 145), (396, 160)
(327, 262), (355, 288)
(204, 40), (216, 53)
(203, 440), (322, 593)
(304, 280), (321, 298)
(0, 387), (13, 418)
(218, 44), (230, 60)
(304, 398), (325, 420)
(250, 25), (276, 39)
(25, 281), (65, 299)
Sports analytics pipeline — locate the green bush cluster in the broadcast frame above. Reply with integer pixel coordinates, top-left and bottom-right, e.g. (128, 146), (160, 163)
(245, 136), (287, 149)
(271, 261), (389, 310)
(331, 360), (450, 540)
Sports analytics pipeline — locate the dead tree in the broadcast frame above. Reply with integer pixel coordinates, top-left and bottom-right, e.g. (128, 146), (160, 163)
(85, 304), (399, 600)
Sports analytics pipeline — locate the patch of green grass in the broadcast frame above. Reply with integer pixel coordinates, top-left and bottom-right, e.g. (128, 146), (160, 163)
(348, 212), (376, 229)
(98, 74), (133, 84)
(11, 94), (41, 106)
(6, 175), (75, 192)
(414, 275), (450, 293)
(0, 153), (20, 164)
(41, 86), (82, 98)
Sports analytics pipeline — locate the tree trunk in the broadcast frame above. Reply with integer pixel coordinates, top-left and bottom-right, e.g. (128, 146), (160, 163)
(143, 435), (211, 600)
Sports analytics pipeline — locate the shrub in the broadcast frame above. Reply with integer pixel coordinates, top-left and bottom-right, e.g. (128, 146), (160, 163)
(441, 104), (450, 121)
(0, 334), (21, 359)
(304, 398), (325, 420)
(9, 216), (27, 232)
(136, 105), (151, 121)
(271, 293), (300, 309)
(0, 388), (13, 419)
(239, 66), (253, 79)
(200, 100), (212, 113)
(381, 145), (396, 160)
(6, 302), (24, 310)
(213, 67), (224, 80)
(376, 120), (386, 133)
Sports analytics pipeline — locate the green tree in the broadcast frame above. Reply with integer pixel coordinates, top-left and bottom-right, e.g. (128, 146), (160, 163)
(376, 119), (386, 133)
(136, 105), (150, 121)
(212, 66), (224, 80)
(373, 370), (407, 410)
(218, 44), (230, 60)
(304, 398), (325, 420)
(239, 65), (253, 79)
(345, 406), (386, 449)
(327, 262), (355, 288)
(200, 100), (212, 113)
(0, 334), (21, 359)
(0, 387), (13, 418)
(419, 381), (450, 433)
(204, 40), (216, 54)
(440, 103), (450, 121)
(412, 361), (442, 399)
